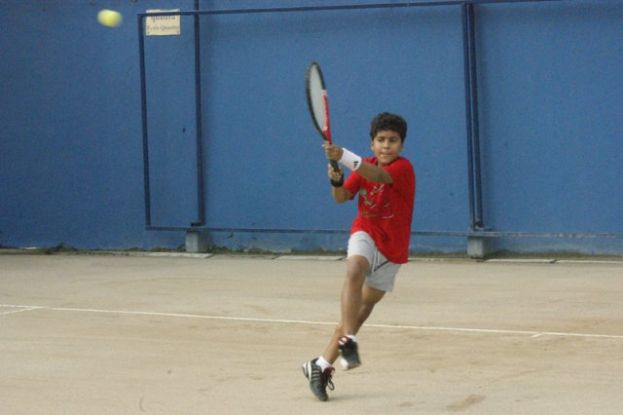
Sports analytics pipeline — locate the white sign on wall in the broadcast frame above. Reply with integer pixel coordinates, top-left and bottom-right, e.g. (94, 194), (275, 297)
(145, 9), (181, 36)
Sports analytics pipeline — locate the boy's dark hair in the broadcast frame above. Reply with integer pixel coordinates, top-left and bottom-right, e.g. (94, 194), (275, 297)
(370, 112), (408, 142)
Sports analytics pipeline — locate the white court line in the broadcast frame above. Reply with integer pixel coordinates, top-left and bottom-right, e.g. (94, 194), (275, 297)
(0, 305), (43, 316)
(2, 304), (623, 340)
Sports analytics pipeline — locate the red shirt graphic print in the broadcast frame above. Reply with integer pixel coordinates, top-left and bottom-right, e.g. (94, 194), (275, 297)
(343, 156), (415, 264)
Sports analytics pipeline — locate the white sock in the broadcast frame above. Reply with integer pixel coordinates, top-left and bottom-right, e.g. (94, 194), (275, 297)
(346, 334), (357, 343)
(316, 356), (332, 371)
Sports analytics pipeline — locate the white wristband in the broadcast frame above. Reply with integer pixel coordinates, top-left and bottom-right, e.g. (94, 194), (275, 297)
(339, 148), (362, 171)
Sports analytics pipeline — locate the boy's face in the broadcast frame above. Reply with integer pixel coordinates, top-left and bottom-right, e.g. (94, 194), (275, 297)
(370, 129), (403, 166)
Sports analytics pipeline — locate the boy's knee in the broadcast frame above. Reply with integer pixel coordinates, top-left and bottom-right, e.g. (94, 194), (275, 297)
(361, 301), (375, 314)
(358, 301), (376, 322)
(346, 256), (369, 280)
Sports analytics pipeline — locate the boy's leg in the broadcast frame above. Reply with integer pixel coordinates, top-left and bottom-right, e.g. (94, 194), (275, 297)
(341, 255), (369, 336)
(302, 253), (387, 401)
(321, 283), (386, 364)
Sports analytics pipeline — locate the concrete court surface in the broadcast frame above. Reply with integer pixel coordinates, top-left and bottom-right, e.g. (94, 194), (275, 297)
(1, 253), (622, 415)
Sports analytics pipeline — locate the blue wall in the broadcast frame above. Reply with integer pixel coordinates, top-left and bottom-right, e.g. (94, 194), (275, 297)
(476, 1), (623, 254)
(1, 0), (621, 255)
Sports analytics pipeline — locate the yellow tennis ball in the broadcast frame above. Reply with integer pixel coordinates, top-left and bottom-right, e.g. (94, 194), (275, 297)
(97, 9), (123, 28)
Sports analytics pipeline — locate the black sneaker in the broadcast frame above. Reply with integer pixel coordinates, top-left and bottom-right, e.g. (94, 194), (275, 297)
(302, 359), (335, 401)
(338, 336), (361, 370)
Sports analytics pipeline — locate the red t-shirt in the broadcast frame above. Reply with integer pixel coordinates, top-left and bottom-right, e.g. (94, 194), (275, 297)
(343, 156), (415, 264)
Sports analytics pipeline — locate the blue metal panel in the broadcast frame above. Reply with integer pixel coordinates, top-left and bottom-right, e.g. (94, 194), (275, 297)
(476, 0), (623, 237)
(142, 17), (199, 228)
(194, 4), (467, 238)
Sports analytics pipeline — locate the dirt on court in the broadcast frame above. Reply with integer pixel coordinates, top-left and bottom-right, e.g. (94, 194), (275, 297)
(1, 253), (622, 414)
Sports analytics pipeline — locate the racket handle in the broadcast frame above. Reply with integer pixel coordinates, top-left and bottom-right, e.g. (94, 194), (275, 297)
(330, 159), (340, 171)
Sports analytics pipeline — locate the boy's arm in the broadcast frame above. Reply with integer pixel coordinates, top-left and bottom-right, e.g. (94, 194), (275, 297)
(327, 164), (352, 203)
(355, 160), (393, 184)
(324, 143), (393, 184)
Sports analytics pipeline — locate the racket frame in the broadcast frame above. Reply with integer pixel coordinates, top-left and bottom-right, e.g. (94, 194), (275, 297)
(305, 62), (340, 171)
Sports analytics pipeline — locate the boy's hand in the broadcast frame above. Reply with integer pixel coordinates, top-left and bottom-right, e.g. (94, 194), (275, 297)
(327, 163), (343, 182)
(323, 142), (343, 162)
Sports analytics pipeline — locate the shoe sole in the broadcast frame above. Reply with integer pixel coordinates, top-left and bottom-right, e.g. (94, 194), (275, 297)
(339, 356), (361, 370)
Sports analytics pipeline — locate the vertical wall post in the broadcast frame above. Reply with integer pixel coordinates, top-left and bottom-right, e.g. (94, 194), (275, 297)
(192, 0), (206, 227)
(138, 14), (152, 227)
(462, 1), (489, 257)
(187, 0), (208, 251)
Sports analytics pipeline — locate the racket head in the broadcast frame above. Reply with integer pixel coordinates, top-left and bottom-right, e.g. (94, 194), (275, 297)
(305, 62), (331, 142)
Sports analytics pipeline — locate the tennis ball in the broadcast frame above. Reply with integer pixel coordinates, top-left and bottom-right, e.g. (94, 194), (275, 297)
(97, 9), (123, 28)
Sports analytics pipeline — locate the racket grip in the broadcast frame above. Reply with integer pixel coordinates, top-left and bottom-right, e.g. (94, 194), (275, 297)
(330, 160), (340, 171)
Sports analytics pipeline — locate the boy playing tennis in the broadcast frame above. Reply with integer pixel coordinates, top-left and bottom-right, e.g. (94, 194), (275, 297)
(302, 112), (415, 401)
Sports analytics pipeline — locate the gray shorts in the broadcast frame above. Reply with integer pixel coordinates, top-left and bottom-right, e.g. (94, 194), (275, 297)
(346, 231), (401, 292)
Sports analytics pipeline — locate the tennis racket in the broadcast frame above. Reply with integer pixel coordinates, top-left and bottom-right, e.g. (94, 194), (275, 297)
(305, 62), (339, 171)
